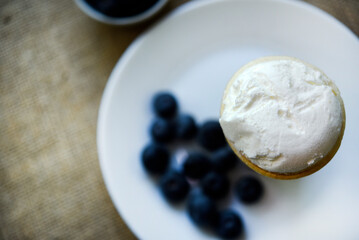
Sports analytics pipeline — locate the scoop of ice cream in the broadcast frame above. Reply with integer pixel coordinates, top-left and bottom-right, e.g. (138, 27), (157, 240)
(220, 57), (343, 173)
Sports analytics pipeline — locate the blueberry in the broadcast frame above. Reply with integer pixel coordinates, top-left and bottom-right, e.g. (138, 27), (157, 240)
(216, 210), (243, 239)
(160, 170), (190, 203)
(201, 172), (230, 200)
(141, 143), (170, 175)
(153, 92), (178, 119)
(183, 152), (211, 180)
(150, 118), (175, 143)
(175, 114), (197, 140)
(235, 176), (264, 204)
(187, 193), (218, 227)
(212, 147), (238, 173)
(197, 120), (226, 151)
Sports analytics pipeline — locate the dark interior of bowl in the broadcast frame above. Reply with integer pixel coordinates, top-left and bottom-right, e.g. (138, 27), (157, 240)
(85, 0), (160, 18)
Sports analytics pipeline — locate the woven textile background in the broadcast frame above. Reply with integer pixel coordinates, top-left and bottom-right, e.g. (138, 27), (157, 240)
(1, 0), (358, 239)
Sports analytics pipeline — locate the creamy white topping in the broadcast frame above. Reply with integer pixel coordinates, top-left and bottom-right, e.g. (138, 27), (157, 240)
(220, 57), (343, 173)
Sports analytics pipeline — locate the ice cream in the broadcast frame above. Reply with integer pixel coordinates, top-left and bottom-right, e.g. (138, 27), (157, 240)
(220, 56), (345, 179)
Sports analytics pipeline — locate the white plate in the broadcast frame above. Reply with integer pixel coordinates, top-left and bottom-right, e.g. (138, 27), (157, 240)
(97, 0), (359, 239)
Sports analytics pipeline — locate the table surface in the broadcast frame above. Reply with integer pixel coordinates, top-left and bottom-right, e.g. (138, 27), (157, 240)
(1, 0), (358, 239)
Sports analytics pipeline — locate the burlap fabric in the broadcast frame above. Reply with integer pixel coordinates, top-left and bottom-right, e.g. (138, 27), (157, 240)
(1, 0), (358, 239)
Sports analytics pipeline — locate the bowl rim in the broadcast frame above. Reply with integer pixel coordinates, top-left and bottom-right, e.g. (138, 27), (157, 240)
(75, 0), (168, 25)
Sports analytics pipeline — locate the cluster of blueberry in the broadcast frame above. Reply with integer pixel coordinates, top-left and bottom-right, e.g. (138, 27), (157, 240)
(141, 92), (264, 239)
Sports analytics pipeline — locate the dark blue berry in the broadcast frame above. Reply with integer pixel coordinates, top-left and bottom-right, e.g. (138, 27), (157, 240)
(160, 170), (190, 203)
(141, 143), (170, 175)
(150, 118), (175, 143)
(197, 120), (226, 151)
(201, 172), (230, 200)
(212, 147), (238, 173)
(187, 193), (218, 227)
(216, 210), (243, 239)
(183, 152), (211, 180)
(153, 92), (178, 119)
(175, 114), (197, 140)
(235, 176), (264, 204)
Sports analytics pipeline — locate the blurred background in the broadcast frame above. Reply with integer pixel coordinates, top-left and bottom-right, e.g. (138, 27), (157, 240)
(1, 0), (358, 239)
